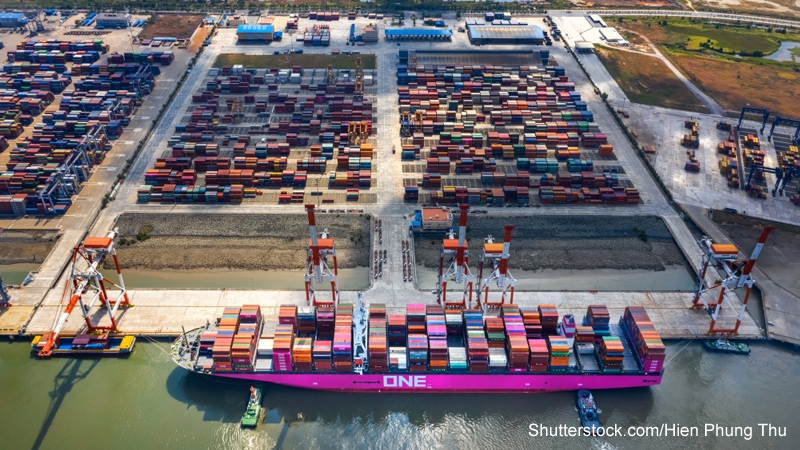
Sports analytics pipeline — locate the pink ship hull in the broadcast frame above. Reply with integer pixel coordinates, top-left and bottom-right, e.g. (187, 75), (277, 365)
(211, 372), (663, 393)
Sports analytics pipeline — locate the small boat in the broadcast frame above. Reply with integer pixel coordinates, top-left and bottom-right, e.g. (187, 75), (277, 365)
(576, 389), (602, 432)
(241, 386), (262, 428)
(704, 339), (750, 355)
(31, 334), (135, 357)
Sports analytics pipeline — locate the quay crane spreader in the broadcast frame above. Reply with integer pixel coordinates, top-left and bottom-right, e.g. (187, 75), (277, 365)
(435, 205), (473, 309)
(37, 229), (130, 357)
(476, 225), (516, 310)
(304, 204), (340, 307)
(692, 226), (774, 335)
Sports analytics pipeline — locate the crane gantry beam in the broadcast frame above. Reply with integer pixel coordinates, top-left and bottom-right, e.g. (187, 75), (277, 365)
(304, 204), (340, 307)
(476, 225), (516, 310)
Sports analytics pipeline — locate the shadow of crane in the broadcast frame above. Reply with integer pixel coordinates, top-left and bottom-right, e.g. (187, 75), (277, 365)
(30, 357), (100, 450)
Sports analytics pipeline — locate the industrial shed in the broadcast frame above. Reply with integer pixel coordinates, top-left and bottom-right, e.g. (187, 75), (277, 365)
(95, 13), (130, 28)
(599, 28), (624, 43)
(384, 29), (452, 41)
(467, 26), (544, 45)
(237, 24), (274, 42)
(0, 12), (25, 28)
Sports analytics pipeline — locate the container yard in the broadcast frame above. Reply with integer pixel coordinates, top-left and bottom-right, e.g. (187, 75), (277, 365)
(397, 50), (639, 206)
(135, 56), (379, 205)
(0, 37), (166, 216)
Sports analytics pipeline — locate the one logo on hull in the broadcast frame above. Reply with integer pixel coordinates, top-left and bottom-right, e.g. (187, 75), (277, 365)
(383, 375), (426, 388)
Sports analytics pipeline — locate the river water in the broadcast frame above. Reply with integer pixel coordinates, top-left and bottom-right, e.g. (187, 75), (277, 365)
(0, 338), (796, 450)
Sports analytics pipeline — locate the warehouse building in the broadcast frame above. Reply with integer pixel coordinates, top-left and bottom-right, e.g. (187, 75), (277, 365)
(95, 13), (130, 28)
(421, 207), (453, 231)
(237, 24), (274, 42)
(0, 12), (25, 28)
(384, 29), (452, 41)
(467, 25), (544, 45)
(599, 27), (624, 43)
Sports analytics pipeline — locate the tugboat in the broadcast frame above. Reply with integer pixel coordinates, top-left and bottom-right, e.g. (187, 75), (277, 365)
(240, 386), (262, 428)
(704, 339), (750, 355)
(576, 389), (602, 432)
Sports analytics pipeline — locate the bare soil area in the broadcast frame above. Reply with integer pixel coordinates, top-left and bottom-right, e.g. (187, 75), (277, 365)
(109, 213), (371, 271)
(0, 230), (60, 264)
(140, 14), (205, 40)
(414, 215), (687, 272)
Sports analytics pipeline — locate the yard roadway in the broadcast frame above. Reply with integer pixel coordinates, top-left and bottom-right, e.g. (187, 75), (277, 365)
(552, 9), (800, 29)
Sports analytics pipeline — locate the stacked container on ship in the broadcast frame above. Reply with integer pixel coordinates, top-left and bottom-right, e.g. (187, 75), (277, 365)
(173, 300), (665, 393)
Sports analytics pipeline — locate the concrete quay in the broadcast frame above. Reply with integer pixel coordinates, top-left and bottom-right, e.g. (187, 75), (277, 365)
(23, 286), (761, 340)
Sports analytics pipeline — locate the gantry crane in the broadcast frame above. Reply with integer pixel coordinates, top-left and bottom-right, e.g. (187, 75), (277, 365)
(348, 121), (366, 146)
(767, 116), (800, 144)
(737, 106), (769, 134)
(37, 230), (131, 357)
(400, 112), (411, 137)
(692, 226), (774, 335)
(231, 98), (243, 124)
(476, 225), (516, 309)
(354, 56), (364, 102)
(304, 204), (340, 307)
(325, 64), (336, 93)
(37, 125), (107, 214)
(435, 205), (473, 309)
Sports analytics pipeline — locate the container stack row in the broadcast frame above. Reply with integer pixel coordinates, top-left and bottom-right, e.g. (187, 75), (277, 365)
(397, 53), (637, 205)
(621, 306), (666, 374)
(1, 39), (160, 215)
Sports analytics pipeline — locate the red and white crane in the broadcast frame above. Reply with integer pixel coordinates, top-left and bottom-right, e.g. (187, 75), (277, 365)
(435, 205), (473, 309)
(37, 229), (130, 357)
(692, 226), (774, 334)
(304, 204), (339, 307)
(476, 225), (516, 310)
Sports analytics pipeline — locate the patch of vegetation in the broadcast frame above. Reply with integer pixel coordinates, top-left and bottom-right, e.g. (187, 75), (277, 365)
(136, 224), (154, 242)
(213, 54), (377, 70)
(594, 47), (708, 113)
(633, 227), (649, 242)
(618, 18), (800, 60)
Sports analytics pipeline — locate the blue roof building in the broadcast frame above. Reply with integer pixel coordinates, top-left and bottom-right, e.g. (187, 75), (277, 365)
(237, 24), (274, 41)
(0, 12), (25, 28)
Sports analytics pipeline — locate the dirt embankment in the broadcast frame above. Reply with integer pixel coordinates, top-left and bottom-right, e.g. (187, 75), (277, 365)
(414, 215), (687, 272)
(109, 213), (371, 271)
(0, 230), (60, 264)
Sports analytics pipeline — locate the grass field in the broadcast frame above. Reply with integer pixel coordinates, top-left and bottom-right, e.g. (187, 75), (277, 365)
(672, 54), (800, 118)
(617, 18), (800, 57)
(140, 14), (205, 40)
(594, 48), (708, 113)
(213, 54), (377, 69)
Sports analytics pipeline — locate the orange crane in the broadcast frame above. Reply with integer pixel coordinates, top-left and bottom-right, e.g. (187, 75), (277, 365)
(476, 225), (516, 309)
(435, 205), (473, 309)
(304, 204), (340, 307)
(37, 230), (130, 357)
(692, 226), (774, 334)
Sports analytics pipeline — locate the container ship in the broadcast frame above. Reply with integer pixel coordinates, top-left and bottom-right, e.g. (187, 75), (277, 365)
(171, 301), (664, 393)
